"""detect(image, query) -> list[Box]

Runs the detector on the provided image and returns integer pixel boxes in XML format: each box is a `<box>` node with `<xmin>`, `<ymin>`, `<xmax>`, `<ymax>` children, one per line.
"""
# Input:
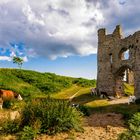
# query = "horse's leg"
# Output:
<box><xmin>0</xmin><ymin>104</ymin><xmax>2</xmax><ymax>109</ymax></box>
<box><xmin>0</xmin><ymin>98</ymin><xmax>3</xmax><ymax>109</ymax></box>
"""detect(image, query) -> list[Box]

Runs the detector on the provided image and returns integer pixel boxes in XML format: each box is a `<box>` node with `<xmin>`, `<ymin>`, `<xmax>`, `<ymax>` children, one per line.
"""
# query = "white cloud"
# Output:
<box><xmin>0</xmin><ymin>0</ymin><xmax>104</xmax><ymax>60</ymax></box>
<box><xmin>0</xmin><ymin>56</ymin><xmax>12</xmax><ymax>61</ymax></box>
<box><xmin>0</xmin><ymin>0</ymin><xmax>140</xmax><ymax>60</ymax></box>
<box><xmin>22</xmin><ymin>56</ymin><xmax>28</xmax><ymax>62</ymax></box>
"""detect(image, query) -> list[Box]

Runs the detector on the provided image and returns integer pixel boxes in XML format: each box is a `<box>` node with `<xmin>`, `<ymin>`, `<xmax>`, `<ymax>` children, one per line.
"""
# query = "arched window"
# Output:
<box><xmin>119</xmin><ymin>48</ymin><xmax>130</xmax><ymax>60</ymax></box>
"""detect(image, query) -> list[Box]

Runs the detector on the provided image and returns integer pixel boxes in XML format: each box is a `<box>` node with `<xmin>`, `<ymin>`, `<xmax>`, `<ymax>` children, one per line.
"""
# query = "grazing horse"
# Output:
<box><xmin>0</xmin><ymin>90</ymin><xmax>23</xmax><ymax>109</ymax></box>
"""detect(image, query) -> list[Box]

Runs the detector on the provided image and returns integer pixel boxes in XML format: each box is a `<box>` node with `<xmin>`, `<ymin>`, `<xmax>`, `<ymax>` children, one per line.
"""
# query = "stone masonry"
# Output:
<box><xmin>97</xmin><ymin>25</ymin><xmax>140</xmax><ymax>98</ymax></box>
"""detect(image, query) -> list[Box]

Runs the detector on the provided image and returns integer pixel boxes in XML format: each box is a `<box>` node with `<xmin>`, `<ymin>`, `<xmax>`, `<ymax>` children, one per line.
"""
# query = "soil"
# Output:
<box><xmin>36</xmin><ymin>113</ymin><xmax>127</xmax><ymax>140</ymax></box>
<box><xmin>109</xmin><ymin>97</ymin><xmax>128</xmax><ymax>105</ymax></box>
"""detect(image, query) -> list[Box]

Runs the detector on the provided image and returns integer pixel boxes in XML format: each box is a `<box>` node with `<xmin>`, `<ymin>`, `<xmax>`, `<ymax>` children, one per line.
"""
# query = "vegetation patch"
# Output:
<box><xmin>85</xmin><ymin>99</ymin><xmax>109</xmax><ymax>108</ymax></box>
<box><xmin>0</xmin><ymin>68</ymin><xmax>96</xmax><ymax>99</ymax></box>
<box><xmin>123</xmin><ymin>83</ymin><xmax>134</xmax><ymax>96</ymax></box>
<box><xmin>119</xmin><ymin>112</ymin><xmax>140</xmax><ymax>140</ymax></box>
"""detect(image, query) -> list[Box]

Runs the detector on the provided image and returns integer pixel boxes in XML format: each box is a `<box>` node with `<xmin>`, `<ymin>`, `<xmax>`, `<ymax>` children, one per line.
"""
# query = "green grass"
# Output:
<box><xmin>123</xmin><ymin>83</ymin><xmax>134</xmax><ymax>95</ymax></box>
<box><xmin>0</xmin><ymin>68</ymin><xmax>137</xmax><ymax>116</ymax></box>
<box><xmin>51</xmin><ymin>85</ymin><xmax>82</xmax><ymax>99</ymax></box>
<box><xmin>0</xmin><ymin>68</ymin><xmax>96</xmax><ymax>99</ymax></box>
<box><xmin>85</xmin><ymin>99</ymin><xmax>109</xmax><ymax>108</ymax></box>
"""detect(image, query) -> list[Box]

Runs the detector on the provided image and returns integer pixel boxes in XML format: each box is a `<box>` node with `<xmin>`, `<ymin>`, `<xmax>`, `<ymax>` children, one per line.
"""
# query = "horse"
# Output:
<box><xmin>0</xmin><ymin>89</ymin><xmax>23</xmax><ymax>109</ymax></box>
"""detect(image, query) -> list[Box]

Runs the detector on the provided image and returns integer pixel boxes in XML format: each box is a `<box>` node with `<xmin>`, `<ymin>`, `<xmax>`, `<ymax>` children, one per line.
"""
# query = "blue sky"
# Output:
<box><xmin>0</xmin><ymin>0</ymin><xmax>140</xmax><ymax>79</ymax></box>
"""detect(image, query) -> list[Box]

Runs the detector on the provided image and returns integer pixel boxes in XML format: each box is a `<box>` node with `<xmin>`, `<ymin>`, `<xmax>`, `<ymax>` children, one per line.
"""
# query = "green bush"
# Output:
<box><xmin>73</xmin><ymin>78</ymin><xmax>96</xmax><ymax>87</ymax></box>
<box><xmin>3</xmin><ymin>99</ymin><xmax>17</xmax><ymax>109</ymax></box>
<box><xmin>1</xmin><ymin>118</ymin><xmax>20</xmax><ymax>134</ymax></box>
<box><xmin>2</xmin><ymin>99</ymin><xmax>23</xmax><ymax>110</ymax></box>
<box><xmin>20</xmin><ymin>126</ymin><xmax>38</xmax><ymax>140</ymax></box>
<box><xmin>119</xmin><ymin>112</ymin><xmax>140</xmax><ymax>140</ymax></box>
<box><xmin>77</xmin><ymin>105</ymin><xmax>90</xmax><ymax>116</ymax></box>
<box><xmin>21</xmin><ymin>98</ymin><xmax>83</xmax><ymax>135</ymax></box>
<box><xmin>3</xmin><ymin>100</ymin><xmax>12</xmax><ymax>109</ymax></box>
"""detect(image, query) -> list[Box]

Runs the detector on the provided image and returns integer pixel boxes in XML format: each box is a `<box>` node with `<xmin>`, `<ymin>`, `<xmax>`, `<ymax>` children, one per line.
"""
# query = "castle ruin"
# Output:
<box><xmin>97</xmin><ymin>25</ymin><xmax>140</xmax><ymax>98</ymax></box>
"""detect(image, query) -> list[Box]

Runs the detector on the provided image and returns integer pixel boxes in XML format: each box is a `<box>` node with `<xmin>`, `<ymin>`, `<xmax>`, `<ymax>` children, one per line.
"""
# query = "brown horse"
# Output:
<box><xmin>0</xmin><ymin>89</ymin><xmax>23</xmax><ymax>109</ymax></box>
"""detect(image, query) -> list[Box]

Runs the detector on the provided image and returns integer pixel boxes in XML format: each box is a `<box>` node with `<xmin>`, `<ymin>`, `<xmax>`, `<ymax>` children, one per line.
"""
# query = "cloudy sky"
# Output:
<box><xmin>0</xmin><ymin>0</ymin><xmax>140</xmax><ymax>79</ymax></box>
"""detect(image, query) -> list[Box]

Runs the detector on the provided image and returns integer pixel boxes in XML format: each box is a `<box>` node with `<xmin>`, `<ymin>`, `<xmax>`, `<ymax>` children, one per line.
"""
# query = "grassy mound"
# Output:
<box><xmin>0</xmin><ymin>68</ymin><xmax>96</xmax><ymax>98</ymax></box>
<box><xmin>123</xmin><ymin>83</ymin><xmax>134</xmax><ymax>95</ymax></box>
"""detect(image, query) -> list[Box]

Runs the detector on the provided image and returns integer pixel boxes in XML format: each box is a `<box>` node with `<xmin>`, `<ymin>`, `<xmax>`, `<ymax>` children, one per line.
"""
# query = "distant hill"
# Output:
<box><xmin>0</xmin><ymin>68</ymin><xmax>96</xmax><ymax>98</ymax></box>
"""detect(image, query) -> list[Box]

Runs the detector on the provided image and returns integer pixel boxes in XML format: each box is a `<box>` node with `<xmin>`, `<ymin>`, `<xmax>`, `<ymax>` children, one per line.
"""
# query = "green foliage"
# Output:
<box><xmin>119</xmin><ymin>112</ymin><xmax>140</xmax><ymax>140</ymax></box>
<box><xmin>73</xmin><ymin>78</ymin><xmax>96</xmax><ymax>87</ymax></box>
<box><xmin>0</xmin><ymin>68</ymin><xmax>96</xmax><ymax>98</ymax></box>
<box><xmin>21</xmin><ymin>98</ymin><xmax>83</xmax><ymax>135</ymax></box>
<box><xmin>1</xmin><ymin>118</ymin><xmax>20</xmax><ymax>134</ymax></box>
<box><xmin>3</xmin><ymin>100</ymin><xmax>12</xmax><ymax>109</ymax></box>
<box><xmin>77</xmin><ymin>105</ymin><xmax>90</xmax><ymax>116</ymax></box>
<box><xmin>13</xmin><ymin>56</ymin><xmax>24</xmax><ymax>69</ymax></box>
<box><xmin>20</xmin><ymin>126</ymin><xmax>38</xmax><ymax>140</ymax></box>
<box><xmin>128</xmin><ymin>112</ymin><xmax>140</xmax><ymax>130</ymax></box>
<box><xmin>123</xmin><ymin>83</ymin><xmax>134</xmax><ymax>96</ymax></box>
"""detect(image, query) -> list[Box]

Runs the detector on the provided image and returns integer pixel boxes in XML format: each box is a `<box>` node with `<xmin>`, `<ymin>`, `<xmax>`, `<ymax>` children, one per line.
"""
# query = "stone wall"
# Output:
<box><xmin>97</xmin><ymin>25</ymin><xmax>140</xmax><ymax>98</ymax></box>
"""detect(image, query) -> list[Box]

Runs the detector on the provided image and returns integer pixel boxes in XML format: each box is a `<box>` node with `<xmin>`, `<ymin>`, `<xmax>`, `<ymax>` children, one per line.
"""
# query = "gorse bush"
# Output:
<box><xmin>21</xmin><ymin>98</ymin><xmax>83</xmax><ymax>135</ymax></box>
<box><xmin>119</xmin><ymin>112</ymin><xmax>140</xmax><ymax>140</ymax></box>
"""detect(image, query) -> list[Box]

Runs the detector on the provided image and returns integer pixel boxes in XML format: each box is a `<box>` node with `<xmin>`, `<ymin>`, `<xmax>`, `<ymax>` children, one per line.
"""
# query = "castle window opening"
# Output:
<box><xmin>120</xmin><ymin>49</ymin><xmax>130</xmax><ymax>60</ymax></box>
<box><xmin>110</xmin><ymin>53</ymin><xmax>113</xmax><ymax>63</ymax></box>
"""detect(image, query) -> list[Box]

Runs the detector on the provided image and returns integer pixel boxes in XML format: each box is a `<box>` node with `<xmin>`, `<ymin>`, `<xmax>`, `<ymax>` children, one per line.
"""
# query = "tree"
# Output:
<box><xmin>13</xmin><ymin>56</ymin><xmax>24</xmax><ymax>69</ymax></box>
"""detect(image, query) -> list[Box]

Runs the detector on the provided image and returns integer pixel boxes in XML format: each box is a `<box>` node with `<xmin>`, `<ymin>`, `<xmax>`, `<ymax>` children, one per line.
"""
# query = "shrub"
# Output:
<box><xmin>73</xmin><ymin>78</ymin><xmax>96</xmax><ymax>87</ymax></box>
<box><xmin>1</xmin><ymin>118</ymin><xmax>21</xmax><ymax>134</ymax></box>
<box><xmin>21</xmin><ymin>98</ymin><xmax>83</xmax><ymax>135</ymax></box>
<box><xmin>77</xmin><ymin>105</ymin><xmax>90</xmax><ymax>116</ymax></box>
<box><xmin>2</xmin><ymin>100</ymin><xmax>16</xmax><ymax>109</ymax></box>
<box><xmin>119</xmin><ymin>112</ymin><xmax>140</xmax><ymax>140</ymax></box>
<box><xmin>122</xmin><ymin>112</ymin><xmax>132</xmax><ymax>121</ymax></box>
<box><xmin>20</xmin><ymin>126</ymin><xmax>38</xmax><ymax>140</ymax></box>
<box><xmin>3</xmin><ymin>100</ymin><xmax>12</xmax><ymax>109</ymax></box>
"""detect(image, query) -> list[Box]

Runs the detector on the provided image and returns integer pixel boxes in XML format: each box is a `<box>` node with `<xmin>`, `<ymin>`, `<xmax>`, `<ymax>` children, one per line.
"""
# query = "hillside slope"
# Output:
<box><xmin>0</xmin><ymin>68</ymin><xmax>96</xmax><ymax>98</ymax></box>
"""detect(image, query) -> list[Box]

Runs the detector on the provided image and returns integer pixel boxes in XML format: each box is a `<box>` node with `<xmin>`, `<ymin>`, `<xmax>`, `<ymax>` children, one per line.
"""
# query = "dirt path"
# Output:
<box><xmin>37</xmin><ymin>113</ymin><xmax>127</xmax><ymax>140</ymax></box>
<box><xmin>109</xmin><ymin>97</ymin><xmax>128</xmax><ymax>105</ymax></box>
<box><xmin>69</xmin><ymin>90</ymin><xmax>80</xmax><ymax>100</ymax></box>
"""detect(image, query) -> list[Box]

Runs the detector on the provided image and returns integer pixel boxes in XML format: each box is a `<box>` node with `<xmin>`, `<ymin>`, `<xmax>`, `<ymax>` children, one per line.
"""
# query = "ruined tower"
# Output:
<box><xmin>97</xmin><ymin>25</ymin><xmax>140</xmax><ymax>98</ymax></box>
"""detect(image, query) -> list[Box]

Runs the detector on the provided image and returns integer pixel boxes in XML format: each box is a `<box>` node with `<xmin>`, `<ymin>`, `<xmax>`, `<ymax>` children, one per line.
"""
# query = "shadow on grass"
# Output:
<box><xmin>87</xmin><ymin>103</ymin><xmax>140</xmax><ymax>117</ymax></box>
<box><xmin>83</xmin><ymin>103</ymin><xmax>140</xmax><ymax>127</ymax></box>
<box><xmin>71</xmin><ymin>93</ymin><xmax>99</xmax><ymax>104</ymax></box>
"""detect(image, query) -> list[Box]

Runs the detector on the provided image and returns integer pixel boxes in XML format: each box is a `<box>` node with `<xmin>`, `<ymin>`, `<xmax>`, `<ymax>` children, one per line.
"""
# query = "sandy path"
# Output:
<box><xmin>109</xmin><ymin>97</ymin><xmax>128</xmax><ymax>105</ymax></box>
<box><xmin>69</xmin><ymin>90</ymin><xmax>80</xmax><ymax>100</ymax></box>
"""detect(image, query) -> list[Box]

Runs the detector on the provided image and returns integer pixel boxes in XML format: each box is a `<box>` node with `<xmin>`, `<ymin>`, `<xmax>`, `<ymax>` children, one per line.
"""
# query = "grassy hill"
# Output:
<box><xmin>0</xmin><ymin>68</ymin><xmax>96</xmax><ymax>98</ymax></box>
<box><xmin>123</xmin><ymin>82</ymin><xmax>134</xmax><ymax>95</ymax></box>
